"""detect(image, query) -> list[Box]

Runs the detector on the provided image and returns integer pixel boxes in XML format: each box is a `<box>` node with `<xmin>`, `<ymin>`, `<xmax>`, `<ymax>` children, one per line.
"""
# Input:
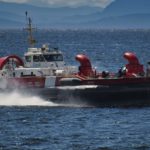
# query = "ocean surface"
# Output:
<box><xmin>0</xmin><ymin>29</ymin><xmax>150</xmax><ymax>149</ymax></box>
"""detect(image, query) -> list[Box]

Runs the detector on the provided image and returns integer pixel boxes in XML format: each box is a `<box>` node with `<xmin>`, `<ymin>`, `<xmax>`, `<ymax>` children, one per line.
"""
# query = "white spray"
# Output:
<box><xmin>0</xmin><ymin>91</ymin><xmax>59</xmax><ymax>106</ymax></box>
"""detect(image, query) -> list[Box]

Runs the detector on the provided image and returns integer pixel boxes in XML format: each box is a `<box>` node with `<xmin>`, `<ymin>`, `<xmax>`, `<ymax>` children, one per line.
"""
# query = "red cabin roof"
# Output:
<box><xmin>0</xmin><ymin>55</ymin><xmax>24</xmax><ymax>70</ymax></box>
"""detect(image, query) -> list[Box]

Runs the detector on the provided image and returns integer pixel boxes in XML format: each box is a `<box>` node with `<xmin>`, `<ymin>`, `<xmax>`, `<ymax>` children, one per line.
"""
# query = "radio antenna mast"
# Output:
<box><xmin>25</xmin><ymin>11</ymin><xmax>36</xmax><ymax>47</ymax></box>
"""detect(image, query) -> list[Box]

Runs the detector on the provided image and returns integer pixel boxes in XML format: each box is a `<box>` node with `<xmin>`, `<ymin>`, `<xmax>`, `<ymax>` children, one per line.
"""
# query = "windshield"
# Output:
<box><xmin>43</xmin><ymin>54</ymin><xmax>63</xmax><ymax>62</ymax></box>
<box><xmin>25</xmin><ymin>56</ymin><xmax>32</xmax><ymax>62</ymax></box>
<box><xmin>33</xmin><ymin>55</ymin><xmax>45</xmax><ymax>62</ymax></box>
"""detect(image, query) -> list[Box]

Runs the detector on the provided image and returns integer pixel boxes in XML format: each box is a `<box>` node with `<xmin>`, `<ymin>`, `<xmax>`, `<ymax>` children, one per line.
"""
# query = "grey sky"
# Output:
<box><xmin>0</xmin><ymin>0</ymin><xmax>114</xmax><ymax>8</ymax></box>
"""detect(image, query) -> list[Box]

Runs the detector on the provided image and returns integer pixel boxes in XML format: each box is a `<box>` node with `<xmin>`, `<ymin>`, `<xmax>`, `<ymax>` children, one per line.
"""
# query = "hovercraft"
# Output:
<box><xmin>0</xmin><ymin>13</ymin><xmax>150</xmax><ymax>107</ymax></box>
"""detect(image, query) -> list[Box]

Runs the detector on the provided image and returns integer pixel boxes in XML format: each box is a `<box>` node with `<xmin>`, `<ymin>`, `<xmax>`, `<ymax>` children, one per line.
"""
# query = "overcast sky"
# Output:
<box><xmin>0</xmin><ymin>0</ymin><xmax>115</xmax><ymax>8</ymax></box>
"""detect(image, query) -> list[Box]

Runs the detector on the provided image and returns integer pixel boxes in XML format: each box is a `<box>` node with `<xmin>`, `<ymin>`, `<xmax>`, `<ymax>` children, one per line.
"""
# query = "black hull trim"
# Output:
<box><xmin>30</xmin><ymin>85</ymin><xmax>150</xmax><ymax>107</ymax></box>
<box><xmin>1</xmin><ymin>85</ymin><xmax>150</xmax><ymax>107</ymax></box>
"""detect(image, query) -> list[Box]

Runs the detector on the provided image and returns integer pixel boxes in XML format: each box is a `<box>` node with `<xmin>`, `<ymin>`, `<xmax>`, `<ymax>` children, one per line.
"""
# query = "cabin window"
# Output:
<box><xmin>43</xmin><ymin>54</ymin><xmax>63</xmax><ymax>62</ymax></box>
<box><xmin>13</xmin><ymin>72</ymin><xmax>15</xmax><ymax>77</ymax></box>
<box><xmin>33</xmin><ymin>55</ymin><xmax>39</xmax><ymax>62</ymax></box>
<box><xmin>33</xmin><ymin>55</ymin><xmax>44</xmax><ymax>62</ymax></box>
<box><xmin>25</xmin><ymin>56</ymin><xmax>32</xmax><ymax>62</ymax></box>
<box><xmin>39</xmin><ymin>55</ymin><xmax>45</xmax><ymax>62</ymax></box>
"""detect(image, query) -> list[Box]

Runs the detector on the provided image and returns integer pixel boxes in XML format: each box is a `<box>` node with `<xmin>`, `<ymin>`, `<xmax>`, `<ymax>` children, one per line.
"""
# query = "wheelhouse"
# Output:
<box><xmin>24</xmin><ymin>46</ymin><xmax>65</xmax><ymax>68</ymax></box>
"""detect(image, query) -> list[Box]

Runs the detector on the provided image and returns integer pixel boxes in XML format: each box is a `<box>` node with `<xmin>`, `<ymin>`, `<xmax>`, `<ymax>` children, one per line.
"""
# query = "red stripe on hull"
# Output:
<box><xmin>7</xmin><ymin>77</ymin><xmax>45</xmax><ymax>88</ymax></box>
<box><xmin>82</xmin><ymin>77</ymin><xmax>150</xmax><ymax>86</ymax></box>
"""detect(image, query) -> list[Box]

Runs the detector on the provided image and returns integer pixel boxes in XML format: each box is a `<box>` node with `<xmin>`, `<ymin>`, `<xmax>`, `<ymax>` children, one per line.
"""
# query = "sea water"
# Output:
<box><xmin>0</xmin><ymin>29</ymin><xmax>150</xmax><ymax>149</ymax></box>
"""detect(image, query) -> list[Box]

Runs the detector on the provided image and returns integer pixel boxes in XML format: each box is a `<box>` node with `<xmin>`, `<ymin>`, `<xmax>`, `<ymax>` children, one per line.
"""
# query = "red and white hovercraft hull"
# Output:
<box><xmin>1</xmin><ymin>52</ymin><xmax>150</xmax><ymax>107</ymax></box>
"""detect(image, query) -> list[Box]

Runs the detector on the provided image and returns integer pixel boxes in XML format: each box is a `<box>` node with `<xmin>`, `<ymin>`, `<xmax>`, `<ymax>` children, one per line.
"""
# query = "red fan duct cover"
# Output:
<box><xmin>0</xmin><ymin>55</ymin><xmax>24</xmax><ymax>70</ymax></box>
<box><xmin>124</xmin><ymin>52</ymin><xmax>144</xmax><ymax>76</ymax></box>
<box><xmin>75</xmin><ymin>54</ymin><xmax>94</xmax><ymax>76</ymax></box>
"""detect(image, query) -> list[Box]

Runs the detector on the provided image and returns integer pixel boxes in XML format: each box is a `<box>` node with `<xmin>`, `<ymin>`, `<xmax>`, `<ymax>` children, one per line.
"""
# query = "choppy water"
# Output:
<box><xmin>1</xmin><ymin>107</ymin><xmax>150</xmax><ymax>149</ymax></box>
<box><xmin>0</xmin><ymin>29</ymin><xmax>150</xmax><ymax>149</ymax></box>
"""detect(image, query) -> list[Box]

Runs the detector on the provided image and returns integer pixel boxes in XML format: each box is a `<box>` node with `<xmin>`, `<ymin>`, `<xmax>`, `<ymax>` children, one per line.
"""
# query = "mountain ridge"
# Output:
<box><xmin>0</xmin><ymin>0</ymin><xmax>150</xmax><ymax>29</ymax></box>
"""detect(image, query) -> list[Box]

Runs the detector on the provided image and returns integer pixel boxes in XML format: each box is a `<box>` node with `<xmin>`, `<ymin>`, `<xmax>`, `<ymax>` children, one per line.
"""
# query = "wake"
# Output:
<box><xmin>0</xmin><ymin>91</ymin><xmax>59</xmax><ymax>106</ymax></box>
<box><xmin>0</xmin><ymin>89</ymin><xmax>89</xmax><ymax>107</ymax></box>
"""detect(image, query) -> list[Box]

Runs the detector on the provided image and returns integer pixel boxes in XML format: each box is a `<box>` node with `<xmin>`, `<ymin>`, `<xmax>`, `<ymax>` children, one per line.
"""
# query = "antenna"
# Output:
<box><xmin>25</xmin><ymin>11</ymin><xmax>36</xmax><ymax>47</ymax></box>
